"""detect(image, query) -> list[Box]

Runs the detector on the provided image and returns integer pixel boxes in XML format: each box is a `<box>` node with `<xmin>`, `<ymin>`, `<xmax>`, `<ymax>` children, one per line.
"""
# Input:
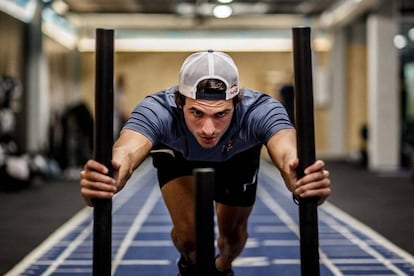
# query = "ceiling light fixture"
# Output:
<box><xmin>213</xmin><ymin>5</ymin><xmax>232</xmax><ymax>18</ymax></box>
<box><xmin>393</xmin><ymin>34</ymin><xmax>407</xmax><ymax>49</ymax></box>
<box><xmin>77</xmin><ymin>35</ymin><xmax>332</xmax><ymax>53</ymax></box>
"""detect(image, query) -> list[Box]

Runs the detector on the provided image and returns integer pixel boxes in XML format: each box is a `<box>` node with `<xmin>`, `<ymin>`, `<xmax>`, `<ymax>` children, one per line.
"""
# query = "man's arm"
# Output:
<box><xmin>266</xmin><ymin>128</ymin><xmax>298</xmax><ymax>191</ymax></box>
<box><xmin>265</xmin><ymin>128</ymin><xmax>330</xmax><ymax>204</ymax></box>
<box><xmin>112</xmin><ymin>129</ymin><xmax>153</xmax><ymax>189</ymax></box>
<box><xmin>80</xmin><ymin>129</ymin><xmax>153</xmax><ymax>206</ymax></box>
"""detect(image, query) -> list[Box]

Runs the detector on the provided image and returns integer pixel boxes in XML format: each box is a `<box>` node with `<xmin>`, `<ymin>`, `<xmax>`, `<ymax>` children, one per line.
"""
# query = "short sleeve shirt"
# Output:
<box><xmin>123</xmin><ymin>86</ymin><xmax>293</xmax><ymax>162</ymax></box>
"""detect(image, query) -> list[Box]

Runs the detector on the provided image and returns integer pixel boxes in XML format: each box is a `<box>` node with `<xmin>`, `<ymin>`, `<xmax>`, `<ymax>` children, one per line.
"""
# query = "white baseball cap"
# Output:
<box><xmin>178</xmin><ymin>50</ymin><xmax>240</xmax><ymax>100</ymax></box>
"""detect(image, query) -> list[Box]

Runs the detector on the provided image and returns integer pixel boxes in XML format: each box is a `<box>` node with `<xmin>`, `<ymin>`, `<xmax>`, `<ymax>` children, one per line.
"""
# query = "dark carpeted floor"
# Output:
<box><xmin>0</xmin><ymin>176</ymin><xmax>85</xmax><ymax>274</ymax></box>
<box><xmin>0</xmin><ymin>160</ymin><xmax>413</xmax><ymax>275</ymax></box>
<box><xmin>326</xmin><ymin>160</ymin><xmax>414</xmax><ymax>256</ymax></box>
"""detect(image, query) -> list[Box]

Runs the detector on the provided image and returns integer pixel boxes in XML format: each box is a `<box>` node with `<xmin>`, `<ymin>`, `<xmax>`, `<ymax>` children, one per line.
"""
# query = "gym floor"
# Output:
<box><xmin>1</xmin><ymin>158</ymin><xmax>413</xmax><ymax>275</ymax></box>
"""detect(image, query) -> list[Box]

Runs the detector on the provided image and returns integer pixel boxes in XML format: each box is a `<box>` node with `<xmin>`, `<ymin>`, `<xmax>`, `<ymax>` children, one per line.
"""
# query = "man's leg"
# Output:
<box><xmin>215</xmin><ymin>203</ymin><xmax>253</xmax><ymax>271</ymax></box>
<box><xmin>161</xmin><ymin>176</ymin><xmax>196</xmax><ymax>264</ymax></box>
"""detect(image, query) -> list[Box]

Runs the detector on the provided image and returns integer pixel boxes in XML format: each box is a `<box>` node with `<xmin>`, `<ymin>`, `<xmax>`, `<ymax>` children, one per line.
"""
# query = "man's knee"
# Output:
<box><xmin>219</xmin><ymin>224</ymin><xmax>248</xmax><ymax>246</ymax></box>
<box><xmin>171</xmin><ymin>226</ymin><xmax>196</xmax><ymax>252</ymax></box>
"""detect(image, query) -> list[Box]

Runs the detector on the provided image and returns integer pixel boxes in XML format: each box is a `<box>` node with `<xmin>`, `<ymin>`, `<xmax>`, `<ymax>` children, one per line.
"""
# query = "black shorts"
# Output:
<box><xmin>150</xmin><ymin>145</ymin><xmax>262</xmax><ymax>207</ymax></box>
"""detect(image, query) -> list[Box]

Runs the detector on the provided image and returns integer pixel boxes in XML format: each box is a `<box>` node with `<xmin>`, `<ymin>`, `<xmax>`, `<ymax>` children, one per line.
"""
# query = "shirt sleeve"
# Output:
<box><xmin>243</xmin><ymin>95</ymin><xmax>294</xmax><ymax>144</ymax></box>
<box><xmin>123</xmin><ymin>95</ymin><xmax>173</xmax><ymax>145</ymax></box>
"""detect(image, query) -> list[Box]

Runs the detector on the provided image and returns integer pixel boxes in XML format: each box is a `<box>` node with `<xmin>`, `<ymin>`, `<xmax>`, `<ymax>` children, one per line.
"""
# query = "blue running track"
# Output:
<box><xmin>6</xmin><ymin>158</ymin><xmax>414</xmax><ymax>275</ymax></box>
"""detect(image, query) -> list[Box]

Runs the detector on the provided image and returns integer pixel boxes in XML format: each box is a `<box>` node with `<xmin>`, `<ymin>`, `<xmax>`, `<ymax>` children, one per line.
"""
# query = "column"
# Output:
<box><xmin>23</xmin><ymin>2</ymin><xmax>49</xmax><ymax>152</ymax></box>
<box><xmin>367</xmin><ymin>1</ymin><xmax>400</xmax><ymax>171</ymax></box>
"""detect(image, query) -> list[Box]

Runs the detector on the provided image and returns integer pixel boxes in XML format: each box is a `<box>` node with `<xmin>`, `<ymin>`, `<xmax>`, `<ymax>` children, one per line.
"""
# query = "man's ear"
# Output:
<box><xmin>175</xmin><ymin>92</ymin><xmax>185</xmax><ymax>108</ymax></box>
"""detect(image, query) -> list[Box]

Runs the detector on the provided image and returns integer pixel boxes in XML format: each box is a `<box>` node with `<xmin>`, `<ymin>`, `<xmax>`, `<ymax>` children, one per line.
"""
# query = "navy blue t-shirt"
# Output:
<box><xmin>123</xmin><ymin>86</ymin><xmax>293</xmax><ymax>162</ymax></box>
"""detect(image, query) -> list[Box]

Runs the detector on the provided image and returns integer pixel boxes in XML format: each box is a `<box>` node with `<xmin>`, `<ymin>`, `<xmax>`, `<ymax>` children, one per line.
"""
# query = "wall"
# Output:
<box><xmin>0</xmin><ymin>12</ymin><xmax>23</xmax><ymax>77</ymax></box>
<box><xmin>346</xmin><ymin>22</ymin><xmax>368</xmax><ymax>155</ymax></box>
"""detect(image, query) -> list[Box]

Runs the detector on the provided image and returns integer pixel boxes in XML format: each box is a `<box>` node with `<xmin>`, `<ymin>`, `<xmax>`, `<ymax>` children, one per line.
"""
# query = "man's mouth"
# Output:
<box><xmin>200</xmin><ymin>135</ymin><xmax>217</xmax><ymax>145</ymax></box>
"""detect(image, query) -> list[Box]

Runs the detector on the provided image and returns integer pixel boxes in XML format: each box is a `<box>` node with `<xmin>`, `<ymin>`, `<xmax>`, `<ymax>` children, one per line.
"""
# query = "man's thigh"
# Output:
<box><xmin>161</xmin><ymin>177</ymin><xmax>253</xmax><ymax>237</ymax></box>
<box><xmin>161</xmin><ymin>176</ymin><xmax>195</xmax><ymax>234</ymax></box>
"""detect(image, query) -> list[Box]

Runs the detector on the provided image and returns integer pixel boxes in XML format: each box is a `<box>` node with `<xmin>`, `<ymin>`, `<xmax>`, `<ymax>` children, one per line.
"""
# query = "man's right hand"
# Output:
<box><xmin>80</xmin><ymin>160</ymin><xmax>117</xmax><ymax>206</ymax></box>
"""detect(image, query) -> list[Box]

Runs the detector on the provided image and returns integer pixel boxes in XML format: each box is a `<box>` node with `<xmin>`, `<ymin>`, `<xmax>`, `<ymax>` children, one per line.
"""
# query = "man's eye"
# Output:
<box><xmin>216</xmin><ymin>112</ymin><xmax>227</xmax><ymax>118</ymax></box>
<box><xmin>192</xmin><ymin>110</ymin><xmax>203</xmax><ymax>117</ymax></box>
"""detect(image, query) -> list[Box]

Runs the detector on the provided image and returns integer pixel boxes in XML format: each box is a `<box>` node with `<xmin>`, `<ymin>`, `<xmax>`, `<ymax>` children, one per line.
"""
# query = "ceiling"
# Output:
<box><xmin>62</xmin><ymin>0</ymin><xmax>333</xmax><ymax>16</ymax></box>
<box><xmin>60</xmin><ymin>0</ymin><xmax>414</xmax><ymax>18</ymax></box>
<box><xmin>55</xmin><ymin>0</ymin><xmax>414</xmax><ymax>32</ymax></box>
<box><xmin>38</xmin><ymin>0</ymin><xmax>414</xmax><ymax>51</ymax></box>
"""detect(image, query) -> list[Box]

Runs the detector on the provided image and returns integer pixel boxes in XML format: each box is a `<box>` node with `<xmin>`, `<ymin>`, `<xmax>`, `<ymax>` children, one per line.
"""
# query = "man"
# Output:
<box><xmin>80</xmin><ymin>50</ymin><xmax>331</xmax><ymax>276</ymax></box>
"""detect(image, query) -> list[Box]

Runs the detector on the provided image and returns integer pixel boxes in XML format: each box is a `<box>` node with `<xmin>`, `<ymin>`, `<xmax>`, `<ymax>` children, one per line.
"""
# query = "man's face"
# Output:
<box><xmin>183</xmin><ymin>97</ymin><xmax>234</xmax><ymax>149</ymax></box>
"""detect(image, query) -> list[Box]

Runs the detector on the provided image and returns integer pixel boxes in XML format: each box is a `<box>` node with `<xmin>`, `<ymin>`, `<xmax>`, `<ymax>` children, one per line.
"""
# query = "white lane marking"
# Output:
<box><xmin>233</xmin><ymin>256</ymin><xmax>270</xmax><ymax>267</ymax></box>
<box><xmin>111</xmin><ymin>184</ymin><xmax>161</xmax><ymax>275</ymax></box>
<box><xmin>320</xmin><ymin>208</ymin><xmax>411</xmax><ymax>276</ymax></box>
<box><xmin>130</xmin><ymin>240</ymin><xmax>173</xmax><ymax>247</ymax></box>
<box><xmin>321</xmin><ymin>202</ymin><xmax>414</xmax><ymax>266</ymax></box>
<box><xmin>258</xmin><ymin>184</ymin><xmax>341</xmax><ymax>275</ymax></box>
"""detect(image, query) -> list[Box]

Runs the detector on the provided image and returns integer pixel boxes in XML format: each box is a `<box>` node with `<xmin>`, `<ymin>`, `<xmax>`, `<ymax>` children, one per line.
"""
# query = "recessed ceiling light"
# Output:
<box><xmin>213</xmin><ymin>5</ymin><xmax>232</xmax><ymax>18</ymax></box>
<box><xmin>393</xmin><ymin>34</ymin><xmax>407</xmax><ymax>49</ymax></box>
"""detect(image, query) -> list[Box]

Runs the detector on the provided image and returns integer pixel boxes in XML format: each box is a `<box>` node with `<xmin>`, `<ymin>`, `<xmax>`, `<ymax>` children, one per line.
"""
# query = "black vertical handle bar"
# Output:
<box><xmin>194</xmin><ymin>168</ymin><xmax>215</xmax><ymax>276</ymax></box>
<box><xmin>292</xmin><ymin>26</ymin><xmax>320</xmax><ymax>276</ymax></box>
<box><xmin>93</xmin><ymin>28</ymin><xmax>114</xmax><ymax>276</ymax></box>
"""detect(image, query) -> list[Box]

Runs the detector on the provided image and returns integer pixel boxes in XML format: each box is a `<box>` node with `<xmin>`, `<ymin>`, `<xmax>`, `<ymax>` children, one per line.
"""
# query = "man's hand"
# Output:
<box><xmin>80</xmin><ymin>160</ymin><xmax>119</xmax><ymax>206</ymax></box>
<box><xmin>292</xmin><ymin>160</ymin><xmax>331</xmax><ymax>205</ymax></box>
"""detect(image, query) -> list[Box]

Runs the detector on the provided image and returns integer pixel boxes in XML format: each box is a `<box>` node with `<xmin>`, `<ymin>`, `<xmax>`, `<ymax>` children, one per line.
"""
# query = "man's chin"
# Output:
<box><xmin>199</xmin><ymin>143</ymin><xmax>217</xmax><ymax>149</ymax></box>
<box><xmin>198</xmin><ymin>140</ymin><xmax>218</xmax><ymax>149</ymax></box>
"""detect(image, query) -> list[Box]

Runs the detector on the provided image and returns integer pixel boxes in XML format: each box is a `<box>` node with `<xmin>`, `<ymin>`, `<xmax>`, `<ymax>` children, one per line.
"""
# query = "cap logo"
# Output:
<box><xmin>229</xmin><ymin>83</ymin><xmax>239</xmax><ymax>96</ymax></box>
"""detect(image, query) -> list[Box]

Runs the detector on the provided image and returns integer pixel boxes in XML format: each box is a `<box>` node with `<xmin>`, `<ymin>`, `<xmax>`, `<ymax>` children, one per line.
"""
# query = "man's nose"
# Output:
<box><xmin>202</xmin><ymin>118</ymin><xmax>215</xmax><ymax>135</ymax></box>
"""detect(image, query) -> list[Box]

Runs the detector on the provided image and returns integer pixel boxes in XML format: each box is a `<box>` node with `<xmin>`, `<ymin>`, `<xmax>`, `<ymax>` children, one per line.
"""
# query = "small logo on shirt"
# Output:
<box><xmin>222</xmin><ymin>139</ymin><xmax>233</xmax><ymax>153</ymax></box>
